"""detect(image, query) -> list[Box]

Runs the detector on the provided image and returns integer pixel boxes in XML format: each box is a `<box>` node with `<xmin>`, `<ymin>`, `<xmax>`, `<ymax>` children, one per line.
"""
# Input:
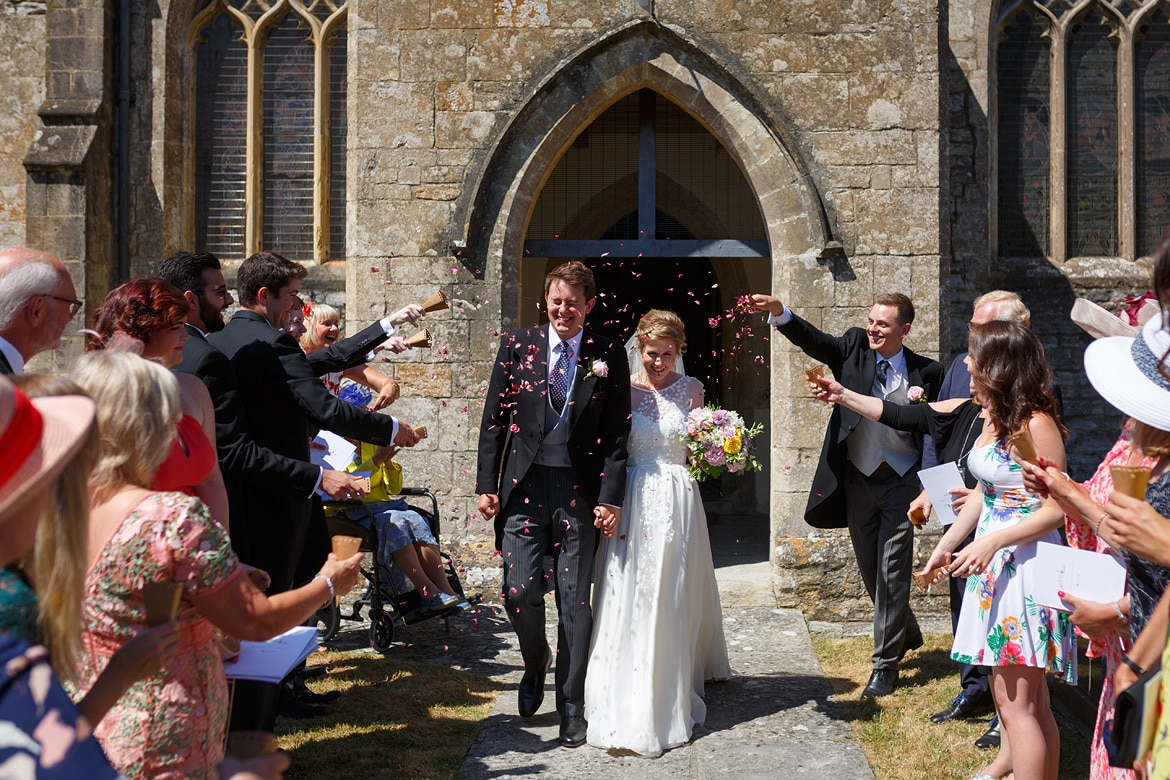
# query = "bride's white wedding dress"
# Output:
<box><xmin>584</xmin><ymin>374</ymin><xmax>730</xmax><ymax>756</ymax></box>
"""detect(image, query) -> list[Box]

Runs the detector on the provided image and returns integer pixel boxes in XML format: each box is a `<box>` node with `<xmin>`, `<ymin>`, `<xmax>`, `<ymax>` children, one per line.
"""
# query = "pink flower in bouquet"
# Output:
<box><xmin>907</xmin><ymin>385</ymin><xmax>926</xmax><ymax>403</ymax></box>
<box><xmin>704</xmin><ymin>448</ymin><xmax>727</xmax><ymax>466</ymax></box>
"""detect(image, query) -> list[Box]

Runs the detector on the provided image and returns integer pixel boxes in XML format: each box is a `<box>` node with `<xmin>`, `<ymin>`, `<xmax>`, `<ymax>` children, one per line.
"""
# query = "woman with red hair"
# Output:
<box><xmin>90</xmin><ymin>278</ymin><xmax>228</xmax><ymax>527</ymax></box>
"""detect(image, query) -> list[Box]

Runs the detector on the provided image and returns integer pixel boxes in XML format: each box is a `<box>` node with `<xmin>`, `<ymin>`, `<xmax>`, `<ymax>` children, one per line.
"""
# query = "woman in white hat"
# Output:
<box><xmin>1054</xmin><ymin>310</ymin><xmax>1170</xmax><ymax>779</ymax></box>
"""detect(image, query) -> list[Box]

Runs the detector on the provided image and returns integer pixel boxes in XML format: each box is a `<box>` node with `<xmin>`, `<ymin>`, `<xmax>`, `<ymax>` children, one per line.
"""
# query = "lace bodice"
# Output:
<box><xmin>628</xmin><ymin>375</ymin><xmax>703</xmax><ymax>468</ymax></box>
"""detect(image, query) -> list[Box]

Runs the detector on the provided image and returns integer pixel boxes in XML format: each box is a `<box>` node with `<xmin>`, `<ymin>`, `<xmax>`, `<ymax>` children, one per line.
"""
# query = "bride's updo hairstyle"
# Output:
<box><xmin>967</xmin><ymin>320</ymin><xmax>1065</xmax><ymax>441</ymax></box>
<box><xmin>635</xmin><ymin>309</ymin><xmax>687</xmax><ymax>355</ymax></box>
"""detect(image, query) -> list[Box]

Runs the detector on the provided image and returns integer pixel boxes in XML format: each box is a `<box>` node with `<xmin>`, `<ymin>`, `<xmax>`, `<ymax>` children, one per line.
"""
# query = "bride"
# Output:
<box><xmin>584</xmin><ymin>309</ymin><xmax>730</xmax><ymax>756</ymax></box>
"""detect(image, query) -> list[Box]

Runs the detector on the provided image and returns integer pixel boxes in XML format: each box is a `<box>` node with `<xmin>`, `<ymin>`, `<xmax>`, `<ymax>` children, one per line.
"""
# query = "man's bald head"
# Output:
<box><xmin>0</xmin><ymin>247</ymin><xmax>78</xmax><ymax>362</ymax></box>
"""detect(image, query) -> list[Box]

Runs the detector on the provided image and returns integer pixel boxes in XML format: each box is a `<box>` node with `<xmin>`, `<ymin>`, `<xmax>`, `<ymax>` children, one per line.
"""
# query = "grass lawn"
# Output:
<box><xmin>274</xmin><ymin>650</ymin><xmax>503</xmax><ymax>780</ymax></box>
<box><xmin>811</xmin><ymin>633</ymin><xmax>1091</xmax><ymax>780</ymax></box>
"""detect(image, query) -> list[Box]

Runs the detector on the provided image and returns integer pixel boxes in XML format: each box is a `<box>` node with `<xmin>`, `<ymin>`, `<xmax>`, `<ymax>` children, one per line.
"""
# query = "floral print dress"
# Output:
<box><xmin>73</xmin><ymin>492</ymin><xmax>241</xmax><ymax>779</ymax></box>
<box><xmin>950</xmin><ymin>441</ymin><xmax>1077</xmax><ymax>682</ymax></box>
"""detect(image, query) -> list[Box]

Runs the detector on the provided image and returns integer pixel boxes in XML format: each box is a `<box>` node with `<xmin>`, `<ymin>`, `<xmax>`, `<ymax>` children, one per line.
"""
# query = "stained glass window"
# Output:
<box><xmin>995</xmin><ymin>0</ymin><xmax>1170</xmax><ymax>260</ymax></box>
<box><xmin>1137</xmin><ymin>10</ymin><xmax>1170</xmax><ymax>255</ymax></box>
<box><xmin>1067</xmin><ymin>12</ymin><xmax>1119</xmax><ymax>257</ymax></box>
<box><xmin>262</xmin><ymin>14</ymin><xmax>315</xmax><ymax>262</ymax></box>
<box><xmin>194</xmin><ymin>13</ymin><xmax>247</xmax><ymax>261</ymax></box>
<box><xmin>192</xmin><ymin>0</ymin><xmax>347</xmax><ymax>263</ymax></box>
<box><xmin>997</xmin><ymin>10</ymin><xmax>1050</xmax><ymax>257</ymax></box>
<box><xmin>329</xmin><ymin>28</ymin><xmax>347</xmax><ymax>262</ymax></box>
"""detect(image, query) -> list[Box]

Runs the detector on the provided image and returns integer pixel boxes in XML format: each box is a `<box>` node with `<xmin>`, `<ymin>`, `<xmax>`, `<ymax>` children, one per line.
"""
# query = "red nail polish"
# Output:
<box><xmin>1057</xmin><ymin>590</ymin><xmax>1065</xmax><ymax>598</ymax></box>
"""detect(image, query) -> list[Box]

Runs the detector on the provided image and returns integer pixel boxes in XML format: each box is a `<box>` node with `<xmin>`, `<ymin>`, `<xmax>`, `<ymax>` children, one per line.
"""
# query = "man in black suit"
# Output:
<box><xmin>160</xmin><ymin>252</ymin><xmax>371</xmax><ymax>551</ymax></box>
<box><xmin>753</xmin><ymin>292</ymin><xmax>943</xmax><ymax>699</ymax></box>
<box><xmin>476</xmin><ymin>261</ymin><xmax>630</xmax><ymax>747</ymax></box>
<box><xmin>0</xmin><ymin>248</ymin><xmax>82</xmax><ymax>375</ymax></box>
<box><xmin>207</xmin><ymin>251</ymin><xmax>420</xmax><ymax>593</ymax></box>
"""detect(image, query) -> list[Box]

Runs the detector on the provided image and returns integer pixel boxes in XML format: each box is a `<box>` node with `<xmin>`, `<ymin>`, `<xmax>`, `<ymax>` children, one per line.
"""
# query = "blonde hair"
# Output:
<box><xmin>72</xmin><ymin>351</ymin><xmax>181</xmax><ymax>492</ymax></box>
<box><xmin>1134</xmin><ymin>420</ymin><xmax>1170</xmax><ymax>459</ymax></box>
<box><xmin>973</xmin><ymin>290</ymin><xmax>1031</xmax><ymax>328</ymax></box>
<box><xmin>11</xmin><ymin>374</ymin><xmax>98</xmax><ymax>682</ymax></box>
<box><xmin>635</xmin><ymin>309</ymin><xmax>687</xmax><ymax>354</ymax></box>
<box><xmin>300</xmin><ymin>302</ymin><xmax>340</xmax><ymax>351</ymax></box>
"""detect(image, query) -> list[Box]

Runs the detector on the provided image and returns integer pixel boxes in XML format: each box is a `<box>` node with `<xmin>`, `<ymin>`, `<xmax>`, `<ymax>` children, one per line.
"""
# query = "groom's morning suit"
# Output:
<box><xmin>476</xmin><ymin>324</ymin><xmax>630</xmax><ymax>719</ymax></box>
<box><xmin>774</xmin><ymin>310</ymin><xmax>943</xmax><ymax>672</ymax></box>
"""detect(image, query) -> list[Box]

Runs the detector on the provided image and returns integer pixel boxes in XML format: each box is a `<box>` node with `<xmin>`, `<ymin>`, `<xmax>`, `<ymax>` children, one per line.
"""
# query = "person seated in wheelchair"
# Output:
<box><xmin>339</xmin><ymin>443</ymin><xmax>470</xmax><ymax>615</ymax></box>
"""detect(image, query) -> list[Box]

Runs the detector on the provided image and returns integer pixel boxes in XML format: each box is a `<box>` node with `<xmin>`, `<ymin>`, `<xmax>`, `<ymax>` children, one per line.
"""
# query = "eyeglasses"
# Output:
<box><xmin>38</xmin><ymin>293</ymin><xmax>83</xmax><ymax>318</ymax></box>
<box><xmin>199</xmin><ymin>285</ymin><xmax>230</xmax><ymax>298</ymax></box>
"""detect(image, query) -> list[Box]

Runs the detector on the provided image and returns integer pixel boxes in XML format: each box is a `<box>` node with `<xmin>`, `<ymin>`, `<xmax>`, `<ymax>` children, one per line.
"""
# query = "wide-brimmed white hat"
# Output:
<box><xmin>0</xmin><ymin>374</ymin><xmax>96</xmax><ymax>521</ymax></box>
<box><xmin>1085</xmin><ymin>310</ymin><xmax>1170</xmax><ymax>431</ymax></box>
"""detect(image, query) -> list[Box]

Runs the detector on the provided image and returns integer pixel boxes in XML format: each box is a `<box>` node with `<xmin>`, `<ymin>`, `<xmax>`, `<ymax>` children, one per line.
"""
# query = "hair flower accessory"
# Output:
<box><xmin>907</xmin><ymin>385</ymin><xmax>926</xmax><ymax>403</ymax></box>
<box><xmin>681</xmin><ymin>405</ymin><xmax>764</xmax><ymax>481</ymax></box>
<box><xmin>584</xmin><ymin>359</ymin><xmax>609</xmax><ymax>380</ymax></box>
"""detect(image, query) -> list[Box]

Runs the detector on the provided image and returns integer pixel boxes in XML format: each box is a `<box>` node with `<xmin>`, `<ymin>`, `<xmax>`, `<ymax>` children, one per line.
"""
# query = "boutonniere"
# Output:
<box><xmin>906</xmin><ymin>385</ymin><xmax>927</xmax><ymax>403</ymax></box>
<box><xmin>583</xmin><ymin>359</ymin><xmax>609</xmax><ymax>380</ymax></box>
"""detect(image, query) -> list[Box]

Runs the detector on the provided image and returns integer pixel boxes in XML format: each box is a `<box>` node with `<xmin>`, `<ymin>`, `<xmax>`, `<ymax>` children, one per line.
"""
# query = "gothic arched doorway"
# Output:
<box><xmin>518</xmin><ymin>88</ymin><xmax>770</xmax><ymax>522</ymax></box>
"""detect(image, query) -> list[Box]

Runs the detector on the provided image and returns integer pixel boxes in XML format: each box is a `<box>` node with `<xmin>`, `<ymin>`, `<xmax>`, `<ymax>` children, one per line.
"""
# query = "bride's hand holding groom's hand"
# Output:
<box><xmin>594</xmin><ymin>505</ymin><xmax>620</xmax><ymax>537</ymax></box>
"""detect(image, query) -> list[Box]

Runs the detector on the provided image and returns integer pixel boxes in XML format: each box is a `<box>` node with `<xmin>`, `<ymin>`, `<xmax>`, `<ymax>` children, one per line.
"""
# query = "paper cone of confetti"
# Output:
<box><xmin>421</xmin><ymin>290</ymin><xmax>449</xmax><ymax>312</ymax></box>
<box><xmin>331</xmin><ymin>535</ymin><xmax>362</xmax><ymax>560</ymax></box>
<box><xmin>414</xmin><ymin>425</ymin><xmax>428</xmax><ymax>440</ymax></box>
<box><xmin>404</xmin><ymin>329</ymin><xmax>432</xmax><ymax>348</ymax></box>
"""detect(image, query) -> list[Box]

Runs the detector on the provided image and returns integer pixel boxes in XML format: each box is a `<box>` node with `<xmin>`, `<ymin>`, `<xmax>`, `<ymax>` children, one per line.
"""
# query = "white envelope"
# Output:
<box><xmin>917</xmin><ymin>462</ymin><xmax>966</xmax><ymax>526</ymax></box>
<box><xmin>1030</xmin><ymin>541</ymin><xmax>1127</xmax><ymax>611</ymax></box>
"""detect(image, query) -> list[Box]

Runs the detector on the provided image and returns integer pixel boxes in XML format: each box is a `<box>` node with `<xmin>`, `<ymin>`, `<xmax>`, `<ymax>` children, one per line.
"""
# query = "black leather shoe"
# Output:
<box><xmin>974</xmin><ymin>716</ymin><xmax>1001</xmax><ymax>749</ymax></box>
<box><xmin>292</xmin><ymin>676</ymin><xmax>341</xmax><ymax>705</ymax></box>
<box><xmin>559</xmin><ymin>715</ymin><xmax>587</xmax><ymax>747</ymax></box>
<box><xmin>295</xmin><ymin>686</ymin><xmax>341</xmax><ymax>705</ymax></box>
<box><xmin>860</xmin><ymin>669</ymin><xmax>898</xmax><ymax>700</ymax></box>
<box><xmin>897</xmin><ymin>630</ymin><xmax>925</xmax><ymax>663</ymax></box>
<box><xmin>299</xmin><ymin>666</ymin><xmax>327</xmax><ymax>680</ymax></box>
<box><xmin>930</xmin><ymin>693</ymin><xmax>991</xmax><ymax>723</ymax></box>
<box><xmin>277</xmin><ymin>686</ymin><xmax>328</xmax><ymax>720</ymax></box>
<box><xmin>517</xmin><ymin>647</ymin><xmax>550</xmax><ymax>718</ymax></box>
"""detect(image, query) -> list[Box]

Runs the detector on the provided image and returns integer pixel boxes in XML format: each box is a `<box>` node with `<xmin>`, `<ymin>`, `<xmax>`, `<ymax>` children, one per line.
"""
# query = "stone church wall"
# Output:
<box><xmin>13</xmin><ymin>0</ymin><xmax>1139</xmax><ymax>626</ymax></box>
<box><xmin>0</xmin><ymin>0</ymin><xmax>46</xmax><ymax>247</ymax></box>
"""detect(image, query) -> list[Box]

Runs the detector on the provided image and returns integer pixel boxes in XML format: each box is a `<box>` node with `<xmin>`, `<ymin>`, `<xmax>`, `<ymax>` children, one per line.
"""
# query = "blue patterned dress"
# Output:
<box><xmin>950</xmin><ymin>441</ymin><xmax>1077</xmax><ymax>681</ymax></box>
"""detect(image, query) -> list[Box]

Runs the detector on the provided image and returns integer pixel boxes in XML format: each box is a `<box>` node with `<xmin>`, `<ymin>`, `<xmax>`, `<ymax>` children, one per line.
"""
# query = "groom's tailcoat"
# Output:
<box><xmin>778</xmin><ymin>314</ymin><xmax>943</xmax><ymax>529</ymax></box>
<box><xmin>476</xmin><ymin>325</ymin><xmax>631</xmax><ymax>550</ymax></box>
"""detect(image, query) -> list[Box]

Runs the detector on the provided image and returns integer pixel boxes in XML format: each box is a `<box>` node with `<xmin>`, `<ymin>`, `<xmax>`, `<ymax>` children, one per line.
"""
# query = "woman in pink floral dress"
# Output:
<box><xmin>72</xmin><ymin>351</ymin><xmax>361</xmax><ymax>779</ymax></box>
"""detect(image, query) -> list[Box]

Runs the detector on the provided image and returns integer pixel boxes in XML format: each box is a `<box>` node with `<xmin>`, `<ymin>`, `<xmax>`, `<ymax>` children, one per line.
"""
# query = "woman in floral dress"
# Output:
<box><xmin>920</xmin><ymin>321</ymin><xmax>1075</xmax><ymax>780</ymax></box>
<box><xmin>71</xmin><ymin>351</ymin><xmax>362</xmax><ymax>779</ymax></box>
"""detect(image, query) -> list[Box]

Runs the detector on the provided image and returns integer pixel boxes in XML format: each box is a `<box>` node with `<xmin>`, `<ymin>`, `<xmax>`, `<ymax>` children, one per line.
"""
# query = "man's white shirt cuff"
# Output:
<box><xmin>767</xmin><ymin>308</ymin><xmax>794</xmax><ymax>328</ymax></box>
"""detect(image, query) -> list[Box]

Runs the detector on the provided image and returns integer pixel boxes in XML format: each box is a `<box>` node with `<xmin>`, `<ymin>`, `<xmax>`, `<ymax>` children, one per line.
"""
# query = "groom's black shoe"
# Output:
<box><xmin>517</xmin><ymin>647</ymin><xmax>550</xmax><ymax>718</ymax></box>
<box><xmin>860</xmin><ymin>669</ymin><xmax>898</xmax><ymax>700</ymax></box>
<box><xmin>559</xmin><ymin>715</ymin><xmax>587</xmax><ymax>747</ymax></box>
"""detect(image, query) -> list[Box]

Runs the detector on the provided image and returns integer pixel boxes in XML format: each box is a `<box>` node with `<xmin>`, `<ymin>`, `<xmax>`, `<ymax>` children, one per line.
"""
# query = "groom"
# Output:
<box><xmin>476</xmin><ymin>261</ymin><xmax>631</xmax><ymax>747</ymax></box>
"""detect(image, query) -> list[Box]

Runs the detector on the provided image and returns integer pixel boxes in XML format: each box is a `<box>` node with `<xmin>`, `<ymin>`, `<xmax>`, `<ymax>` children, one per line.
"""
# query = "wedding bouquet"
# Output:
<box><xmin>682</xmin><ymin>405</ymin><xmax>764</xmax><ymax>482</ymax></box>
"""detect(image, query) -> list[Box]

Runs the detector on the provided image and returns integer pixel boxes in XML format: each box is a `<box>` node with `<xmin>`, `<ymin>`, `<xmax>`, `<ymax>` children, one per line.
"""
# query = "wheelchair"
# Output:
<box><xmin>315</xmin><ymin>487</ymin><xmax>478</xmax><ymax>652</ymax></box>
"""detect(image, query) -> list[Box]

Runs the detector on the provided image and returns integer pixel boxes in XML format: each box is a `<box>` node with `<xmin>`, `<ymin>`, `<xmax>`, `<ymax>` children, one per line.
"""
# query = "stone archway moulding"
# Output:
<box><xmin>457</xmin><ymin>20</ymin><xmax>829</xmax><ymax>326</ymax></box>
